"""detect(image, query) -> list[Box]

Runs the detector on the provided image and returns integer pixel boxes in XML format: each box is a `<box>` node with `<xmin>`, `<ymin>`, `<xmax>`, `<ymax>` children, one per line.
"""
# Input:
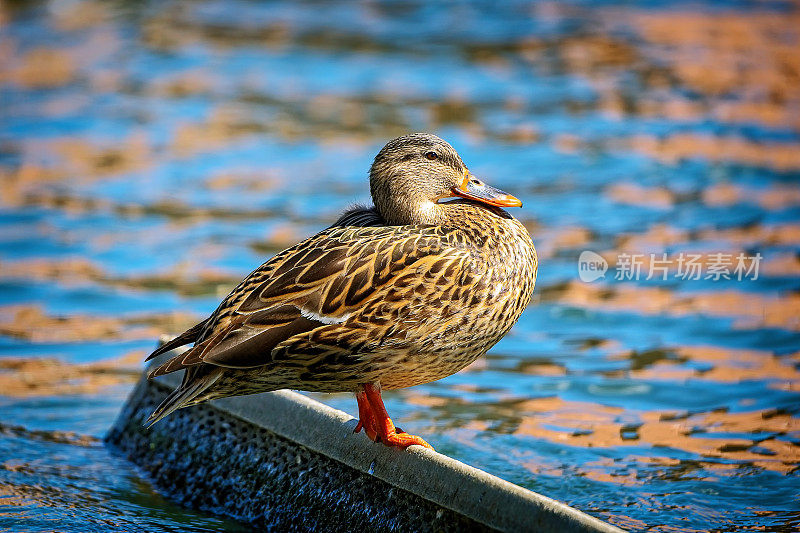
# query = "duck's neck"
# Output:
<box><xmin>368</xmin><ymin>198</ymin><xmax>534</xmax><ymax>272</ymax></box>
<box><xmin>373</xmin><ymin>189</ymin><xmax>439</xmax><ymax>226</ymax></box>
<box><xmin>375</xmin><ymin>196</ymin><xmax>514</xmax><ymax>227</ymax></box>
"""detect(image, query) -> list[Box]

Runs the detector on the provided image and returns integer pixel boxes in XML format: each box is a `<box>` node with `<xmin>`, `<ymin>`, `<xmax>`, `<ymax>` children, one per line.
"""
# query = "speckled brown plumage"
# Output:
<box><xmin>146</xmin><ymin>133</ymin><xmax>537</xmax><ymax>448</ymax></box>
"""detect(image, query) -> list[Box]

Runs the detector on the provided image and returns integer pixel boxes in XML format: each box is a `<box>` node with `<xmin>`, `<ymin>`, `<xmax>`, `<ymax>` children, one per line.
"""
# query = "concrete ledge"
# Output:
<box><xmin>106</xmin><ymin>352</ymin><xmax>623</xmax><ymax>532</ymax></box>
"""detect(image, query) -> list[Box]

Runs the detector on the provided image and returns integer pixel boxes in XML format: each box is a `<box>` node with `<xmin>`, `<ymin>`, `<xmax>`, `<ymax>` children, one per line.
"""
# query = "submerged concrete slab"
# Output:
<box><xmin>106</xmin><ymin>352</ymin><xmax>623</xmax><ymax>532</ymax></box>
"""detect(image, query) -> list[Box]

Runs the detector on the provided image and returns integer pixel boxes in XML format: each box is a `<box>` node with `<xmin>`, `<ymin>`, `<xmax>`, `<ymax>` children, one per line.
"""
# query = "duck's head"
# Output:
<box><xmin>369</xmin><ymin>133</ymin><xmax>521</xmax><ymax>225</ymax></box>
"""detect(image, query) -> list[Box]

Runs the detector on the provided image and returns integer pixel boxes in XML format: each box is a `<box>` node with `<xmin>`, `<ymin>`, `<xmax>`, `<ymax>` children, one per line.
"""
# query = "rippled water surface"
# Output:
<box><xmin>1</xmin><ymin>1</ymin><xmax>799</xmax><ymax>531</ymax></box>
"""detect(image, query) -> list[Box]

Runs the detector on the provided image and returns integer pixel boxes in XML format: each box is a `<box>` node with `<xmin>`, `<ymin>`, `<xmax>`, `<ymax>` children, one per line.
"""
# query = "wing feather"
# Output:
<box><xmin>144</xmin><ymin>318</ymin><xmax>209</xmax><ymax>362</ymax></box>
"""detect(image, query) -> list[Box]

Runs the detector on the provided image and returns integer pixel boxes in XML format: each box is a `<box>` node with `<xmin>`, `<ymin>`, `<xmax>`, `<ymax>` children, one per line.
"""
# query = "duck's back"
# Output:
<box><xmin>331</xmin><ymin>205</ymin><xmax>385</xmax><ymax>228</ymax></box>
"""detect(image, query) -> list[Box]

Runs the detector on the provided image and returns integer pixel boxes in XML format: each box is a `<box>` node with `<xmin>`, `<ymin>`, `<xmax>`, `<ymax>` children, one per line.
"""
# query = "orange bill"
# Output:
<box><xmin>449</xmin><ymin>171</ymin><xmax>522</xmax><ymax>208</ymax></box>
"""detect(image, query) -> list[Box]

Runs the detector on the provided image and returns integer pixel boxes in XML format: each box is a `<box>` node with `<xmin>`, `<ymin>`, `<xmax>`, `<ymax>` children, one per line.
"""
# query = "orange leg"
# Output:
<box><xmin>354</xmin><ymin>389</ymin><xmax>378</xmax><ymax>442</ymax></box>
<box><xmin>354</xmin><ymin>383</ymin><xmax>433</xmax><ymax>450</ymax></box>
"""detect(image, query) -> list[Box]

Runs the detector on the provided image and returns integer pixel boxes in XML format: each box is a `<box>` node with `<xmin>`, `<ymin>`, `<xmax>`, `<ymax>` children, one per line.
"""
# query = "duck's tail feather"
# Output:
<box><xmin>145</xmin><ymin>369</ymin><xmax>222</xmax><ymax>427</ymax></box>
<box><xmin>145</xmin><ymin>319</ymin><xmax>210</xmax><ymax>362</ymax></box>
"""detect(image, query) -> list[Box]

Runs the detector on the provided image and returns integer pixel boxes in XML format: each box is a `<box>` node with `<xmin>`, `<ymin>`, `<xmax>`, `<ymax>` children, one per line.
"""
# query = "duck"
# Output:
<box><xmin>145</xmin><ymin>133</ymin><xmax>537</xmax><ymax>450</ymax></box>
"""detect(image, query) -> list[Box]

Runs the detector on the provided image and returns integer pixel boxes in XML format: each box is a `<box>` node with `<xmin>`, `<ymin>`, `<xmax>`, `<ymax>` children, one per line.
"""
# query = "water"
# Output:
<box><xmin>1</xmin><ymin>1</ymin><xmax>798</xmax><ymax>531</ymax></box>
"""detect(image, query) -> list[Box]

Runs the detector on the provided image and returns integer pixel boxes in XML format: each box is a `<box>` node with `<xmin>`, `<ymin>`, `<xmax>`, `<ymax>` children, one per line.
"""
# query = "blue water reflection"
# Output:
<box><xmin>1</xmin><ymin>0</ymin><xmax>799</xmax><ymax>531</ymax></box>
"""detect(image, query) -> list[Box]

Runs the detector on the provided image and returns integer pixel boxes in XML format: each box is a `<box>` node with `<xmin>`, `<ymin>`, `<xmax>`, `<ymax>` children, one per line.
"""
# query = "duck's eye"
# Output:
<box><xmin>425</xmin><ymin>151</ymin><xmax>438</xmax><ymax>161</ymax></box>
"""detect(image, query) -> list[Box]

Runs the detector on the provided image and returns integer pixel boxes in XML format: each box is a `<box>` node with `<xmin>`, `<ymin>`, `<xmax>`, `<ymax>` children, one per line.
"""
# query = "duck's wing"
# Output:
<box><xmin>146</xmin><ymin>205</ymin><xmax>382</xmax><ymax>365</ymax></box>
<box><xmin>148</xmin><ymin>225</ymin><xmax>471</xmax><ymax>378</ymax></box>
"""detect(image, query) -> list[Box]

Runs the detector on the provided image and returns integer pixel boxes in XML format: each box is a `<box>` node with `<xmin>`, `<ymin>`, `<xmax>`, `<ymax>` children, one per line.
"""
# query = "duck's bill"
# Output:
<box><xmin>449</xmin><ymin>175</ymin><xmax>522</xmax><ymax>208</ymax></box>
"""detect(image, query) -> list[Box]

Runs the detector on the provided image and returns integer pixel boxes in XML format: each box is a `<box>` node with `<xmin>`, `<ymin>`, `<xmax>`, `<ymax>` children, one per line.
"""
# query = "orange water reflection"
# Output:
<box><xmin>0</xmin><ymin>352</ymin><xmax>141</xmax><ymax>397</ymax></box>
<box><xmin>556</xmin><ymin>281</ymin><xmax>800</xmax><ymax>331</ymax></box>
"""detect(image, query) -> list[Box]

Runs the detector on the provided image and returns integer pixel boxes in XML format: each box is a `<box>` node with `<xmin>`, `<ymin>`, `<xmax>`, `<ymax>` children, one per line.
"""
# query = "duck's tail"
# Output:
<box><xmin>145</xmin><ymin>368</ymin><xmax>222</xmax><ymax>427</ymax></box>
<box><xmin>145</xmin><ymin>318</ymin><xmax>209</xmax><ymax>362</ymax></box>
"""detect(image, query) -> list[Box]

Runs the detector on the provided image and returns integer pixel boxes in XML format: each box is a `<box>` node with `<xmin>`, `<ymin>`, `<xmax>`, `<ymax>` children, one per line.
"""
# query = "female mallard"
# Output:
<box><xmin>146</xmin><ymin>133</ymin><xmax>537</xmax><ymax>449</ymax></box>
